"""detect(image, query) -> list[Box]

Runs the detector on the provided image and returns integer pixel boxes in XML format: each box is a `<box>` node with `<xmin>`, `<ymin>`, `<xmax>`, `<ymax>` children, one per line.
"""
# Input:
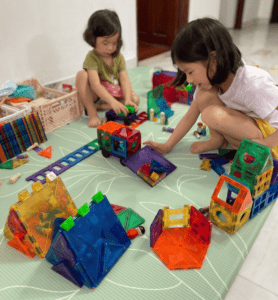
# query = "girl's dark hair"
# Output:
<box><xmin>83</xmin><ymin>9</ymin><xmax>123</xmax><ymax>57</ymax></box>
<box><xmin>171</xmin><ymin>18</ymin><xmax>243</xmax><ymax>86</ymax></box>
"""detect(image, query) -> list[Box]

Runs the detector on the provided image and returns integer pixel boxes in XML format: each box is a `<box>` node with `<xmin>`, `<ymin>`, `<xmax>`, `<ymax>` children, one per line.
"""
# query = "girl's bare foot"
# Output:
<box><xmin>190</xmin><ymin>139</ymin><xmax>228</xmax><ymax>154</ymax></box>
<box><xmin>88</xmin><ymin>115</ymin><xmax>101</xmax><ymax>128</ymax></box>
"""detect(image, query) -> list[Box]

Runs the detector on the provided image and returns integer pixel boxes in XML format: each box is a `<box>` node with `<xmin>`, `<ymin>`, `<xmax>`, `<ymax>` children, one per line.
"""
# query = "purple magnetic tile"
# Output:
<box><xmin>161</xmin><ymin>70</ymin><xmax>177</xmax><ymax>77</ymax></box>
<box><xmin>122</xmin><ymin>146</ymin><xmax>176</xmax><ymax>176</ymax></box>
<box><xmin>150</xmin><ymin>209</ymin><xmax>163</xmax><ymax>248</ymax></box>
<box><xmin>51</xmin><ymin>262</ymin><xmax>83</xmax><ymax>288</ymax></box>
<box><xmin>33</xmin><ymin>146</ymin><xmax>43</xmax><ymax>153</ymax></box>
<box><xmin>53</xmin><ymin>234</ymin><xmax>76</xmax><ymax>267</ymax></box>
<box><xmin>271</xmin><ymin>158</ymin><xmax>278</xmax><ymax>186</ymax></box>
<box><xmin>199</xmin><ymin>153</ymin><xmax>220</xmax><ymax>160</ymax></box>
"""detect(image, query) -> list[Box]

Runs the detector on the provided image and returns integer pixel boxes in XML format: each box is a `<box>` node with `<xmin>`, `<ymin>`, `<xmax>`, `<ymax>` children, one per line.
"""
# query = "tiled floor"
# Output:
<box><xmin>139</xmin><ymin>22</ymin><xmax>278</xmax><ymax>300</ymax></box>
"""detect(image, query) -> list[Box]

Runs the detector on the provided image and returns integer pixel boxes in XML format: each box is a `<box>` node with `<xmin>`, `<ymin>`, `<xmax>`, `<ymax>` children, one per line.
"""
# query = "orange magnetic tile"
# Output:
<box><xmin>152</xmin><ymin>227</ymin><xmax>209</xmax><ymax>270</ymax></box>
<box><xmin>97</xmin><ymin>121</ymin><xmax>125</xmax><ymax>134</ymax></box>
<box><xmin>211</xmin><ymin>174</ymin><xmax>252</xmax><ymax>213</ymax></box>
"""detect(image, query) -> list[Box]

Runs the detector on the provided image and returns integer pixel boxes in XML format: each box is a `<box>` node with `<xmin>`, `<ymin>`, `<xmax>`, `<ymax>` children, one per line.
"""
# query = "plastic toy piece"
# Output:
<box><xmin>230</xmin><ymin>139</ymin><xmax>273</xmax><ymax>198</ymax></box>
<box><xmin>126</xmin><ymin>226</ymin><xmax>145</xmax><ymax>239</ymax></box>
<box><xmin>162</xmin><ymin>205</ymin><xmax>190</xmax><ymax>229</ymax></box>
<box><xmin>209</xmin><ymin>174</ymin><xmax>253</xmax><ymax>234</ymax></box>
<box><xmin>270</xmin><ymin>158</ymin><xmax>278</xmax><ymax>186</ymax></box>
<box><xmin>186</xmin><ymin>84</ymin><xmax>194</xmax><ymax>91</ymax></box>
<box><xmin>92</xmin><ymin>190</ymin><xmax>104</xmax><ymax>203</ymax></box>
<box><xmin>17</xmin><ymin>154</ymin><xmax>29</xmax><ymax>159</ymax></box>
<box><xmin>60</xmin><ymin>216</ymin><xmax>75</xmax><ymax>231</ymax></box>
<box><xmin>199</xmin><ymin>158</ymin><xmax>211</xmax><ymax>171</ymax></box>
<box><xmin>27</xmin><ymin>143</ymin><xmax>38</xmax><ymax>151</ymax></box>
<box><xmin>129</xmin><ymin>111</ymin><xmax>148</xmax><ymax>129</ymax></box>
<box><xmin>26</xmin><ymin>141</ymin><xmax>99</xmax><ymax>184</ymax></box>
<box><xmin>12</xmin><ymin>159</ymin><xmax>29</xmax><ymax>170</ymax></box>
<box><xmin>194</xmin><ymin>131</ymin><xmax>200</xmax><ymax>139</ymax></box>
<box><xmin>199</xmin><ymin>153</ymin><xmax>220</xmax><ymax>160</ymax></box>
<box><xmin>12</xmin><ymin>158</ymin><xmax>28</xmax><ymax>169</ymax></box>
<box><xmin>111</xmin><ymin>204</ymin><xmax>126</xmax><ymax>214</ymax></box>
<box><xmin>38</xmin><ymin>146</ymin><xmax>52</xmax><ymax>159</ymax></box>
<box><xmin>117</xmin><ymin>208</ymin><xmax>145</xmax><ymax>231</ymax></box>
<box><xmin>76</xmin><ymin>203</ymin><xmax>90</xmax><ymax>217</ymax></box>
<box><xmin>106</xmin><ymin>106</ymin><xmax>139</xmax><ymax>126</ymax></box>
<box><xmin>4</xmin><ymin>174</ymin><xmax>77</xmax><ymax>258</ymax></box>
<box><xmin>150</xmin><ymin>159</ymin><xmax>168</xmax><ymax>173</ymax></box>
<box><xmin>9</xmin><ymin>173</ymin><xmax>21</xmax><ymax>183</ymax></box>
<box><xmin>45</xmin><ymin>192</ymin><xmax>131</xmax><ymax>288</ymax></box>
<box><xmin>151</xmin><ymin>206</ymin><xmax>212</xmax><ymax>270</ymax></box>
<box><xmin>0</xmin><ymin>160</ymin><xmax>13</xmax><ymax>169</ymax></box>
<box><xmin>122</xmin><ymin>146</ymin><xmax>176</xmax><ymax>187</ymax></box>
<box><xmin>163</xmin><ymin>127</ymin><xmax>174</xmax><ymax>133</ymax></box>
<box><xmin>250</xmin><ymin>181</ymin><xmax>278</xmax><ymax>219</ymax></box>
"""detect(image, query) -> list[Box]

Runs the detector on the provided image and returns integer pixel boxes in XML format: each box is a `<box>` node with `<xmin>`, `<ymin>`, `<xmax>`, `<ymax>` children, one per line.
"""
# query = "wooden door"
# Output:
<box><xmin>137</xmin><ymin>0</ymin><xmax>189</xmax><ymax>47</ymax></box>
<box><xmin>270</xmin><ymin>0</ymin><xmax>278</xmax><ymax>23</ymax></box>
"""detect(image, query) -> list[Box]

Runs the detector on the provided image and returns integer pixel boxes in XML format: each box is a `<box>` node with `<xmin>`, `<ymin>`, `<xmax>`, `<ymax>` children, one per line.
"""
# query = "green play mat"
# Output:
<box><xmin>0</xmin><ymin>66</ymin><xmax>275</xmax><ymax>300</ymax></box>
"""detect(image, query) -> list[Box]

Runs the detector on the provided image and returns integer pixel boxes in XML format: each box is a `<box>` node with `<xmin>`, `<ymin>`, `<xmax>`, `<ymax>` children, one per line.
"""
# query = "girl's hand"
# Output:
<box><xmin>111</xmin><ymin>101</ymin><xmax>129</xmax><ymax>115</ymax></box>
<box><xmin>125</xmin><ymin>100</ymin><xmax>138</xmax><ymax>113</ymax></box>
<box><xmin>143</xmin><ymin>140</ymin><xmax>171</xmax><ymax>155</ymax></box>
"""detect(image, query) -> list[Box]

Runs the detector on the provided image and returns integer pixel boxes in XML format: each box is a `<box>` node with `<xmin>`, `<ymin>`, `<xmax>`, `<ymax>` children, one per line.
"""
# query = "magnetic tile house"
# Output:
<box><xmin>46</xmin><ymin>191</ymin><xmax>131</xmax><ymax>288</ymax></box>
<box><xmin>230</xmin><ymin>138</ymin><xmax>273</xmax><ymax>198</ymax></box>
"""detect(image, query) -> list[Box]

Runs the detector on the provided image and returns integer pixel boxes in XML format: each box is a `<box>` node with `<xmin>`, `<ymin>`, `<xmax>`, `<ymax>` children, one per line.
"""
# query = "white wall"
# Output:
<box><xmin>258</xmin><ymin>0</ymin><xmax>274</xmax><ymax>19</ymax></box>
<box><xmin>242</xmin><ymin>0</ymin><xmax>260</xmax><ymax>24</ymax></box>
<box><xmin>0</xmin><ymin>0</ymin><xmax>137</xmax><ymax>85</ymax></box>
<box><xmin>219</xmin><ymin>0</ymin><xmax>238</xmax><ymax>29</ymax></box>
<box><xmin>188</xmin><ymin>0</ymin><xmax>221</xmax><ymax>21</ymax></box>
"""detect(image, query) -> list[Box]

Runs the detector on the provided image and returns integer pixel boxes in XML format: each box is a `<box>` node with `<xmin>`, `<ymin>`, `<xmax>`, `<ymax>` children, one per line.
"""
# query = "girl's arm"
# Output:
<box><xmin>144</xmin><ymin>100</ymin><xmax>200</xmax><ymax>154</ymax></box>
<box><xmin>87</xmin><ymin>69</ymin><xmax>128</xmax><ymax>115</ymax></box>
<box><xmin>166</xmin><ymin>100</ymin><xmax>200</xmax><ymax>149</ymax></box>
<box><xmin>119</xmin><ymin>71</ymin><xmax>138</xmax><ymax>111</ymax></box>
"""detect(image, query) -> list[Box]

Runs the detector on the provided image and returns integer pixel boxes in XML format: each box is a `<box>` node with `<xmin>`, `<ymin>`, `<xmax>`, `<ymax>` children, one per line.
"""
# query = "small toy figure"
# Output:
<box><xmin>9</xmin><ymin>173</ymin><xmax>21</xmax><ymax>184</ymax></box>
<box><xmin>194</xmin><ymin>131</ymin><xmax>201</xmax><ymax>139</ymax></box>
<box><xmin>126</xmin><ymin>226</ymin><xmax>145</xmax><ymax>239</ymax></box>
<box><xmin>160</xmin><ymin>112</ymin><xmax>165</xmax><ymax>125</ymax></box>
<box><xmin>197</xmin><ymin>122</ymin><xmax>203</xmax><ymax>134</ymax></box>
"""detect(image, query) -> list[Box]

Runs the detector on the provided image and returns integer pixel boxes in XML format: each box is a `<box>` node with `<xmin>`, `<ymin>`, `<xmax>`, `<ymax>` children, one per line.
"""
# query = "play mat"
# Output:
<box><xmin>0</xmin><ymin>66</ymin><xmax>276</xmax><ymax>300</ymax></box>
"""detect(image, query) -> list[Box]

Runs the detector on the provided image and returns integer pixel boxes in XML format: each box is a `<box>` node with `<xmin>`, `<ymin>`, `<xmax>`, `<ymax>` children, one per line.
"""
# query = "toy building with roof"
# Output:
<box><xmin>97</xmin><ymin>121</ymin><xmax>141</xmax><ymax>159</ymax></box>
<box><xmin>4</xmin><ymin>173</ymin><xmax>77</xmax><ymax>258</ymax></box>
<box><xmin>46</xmin><ymin>191</ymin><xmax>131</xmax><ymax>288</ymax></box>
<box><xmin>230</xmin><ymin>139</ymin><xmax>273</xmax><ymax>198</ymax></box>
<box><xmin>208</xmin><ymin>138</ymin><xmax>278</xmax><ymax>234</ymax></box>
<box><xmin>150</xmin><ymin>205</ymin><xmax>212</xmax><ymax>270</ymax></box>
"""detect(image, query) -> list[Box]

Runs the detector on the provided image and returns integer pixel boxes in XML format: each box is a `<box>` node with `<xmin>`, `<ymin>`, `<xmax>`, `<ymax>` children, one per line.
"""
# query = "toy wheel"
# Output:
<box><xmin>120</xmin><ymin>157</ymin><xmax>126</xmax><ymax>166</ymax></box>
<box><xmin>101</xmin><ymin>149</ymin><xmax>111</xmax><ymax>158</ymax></box>
<box><xmin>124</xmin><ymin>118</ymin><xmax>132</xmax><ymax>126</ymax></box>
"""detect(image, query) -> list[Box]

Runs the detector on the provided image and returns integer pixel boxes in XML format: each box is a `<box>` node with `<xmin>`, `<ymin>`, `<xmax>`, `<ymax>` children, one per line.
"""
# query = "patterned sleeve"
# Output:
<box><xmin>83</xmin><ymin>51</ymin><xmax>99</xmax><ymax>71</ymax></box>
<box><xmin>118</xmin><ymin>53</ymin><xmax>127</xmax><ymax>73</ymax></box>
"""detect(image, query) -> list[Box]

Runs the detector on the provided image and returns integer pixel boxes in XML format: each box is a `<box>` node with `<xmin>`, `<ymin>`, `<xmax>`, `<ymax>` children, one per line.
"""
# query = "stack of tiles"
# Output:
<box><xmin>0</xmin><ymin>112</ymin><xmax>47</xmax><ymax>163</ymax></box>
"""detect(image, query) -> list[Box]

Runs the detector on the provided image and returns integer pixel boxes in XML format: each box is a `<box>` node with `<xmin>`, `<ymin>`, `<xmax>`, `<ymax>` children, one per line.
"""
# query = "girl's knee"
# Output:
<box><xmin>76</xmin><ymin>70</ymin><xmax>88</xmax><ymax>86</ymax></box>
<box><xmin>201</xmin><ymin>105</ymin><xmax>227</xmax><ymax>125</ymax></box>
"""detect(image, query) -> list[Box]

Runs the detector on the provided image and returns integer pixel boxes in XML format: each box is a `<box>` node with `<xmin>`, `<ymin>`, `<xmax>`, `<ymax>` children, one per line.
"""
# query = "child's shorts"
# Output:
<box><xmin>100</xmin><ymin>81</ymin><xmax>140</xmax><ymax>105</ymax></box>
<box><xmin>255</xmin><ymin>118</ymin><xmax>278</xmax><ymax>159</ymax></box>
